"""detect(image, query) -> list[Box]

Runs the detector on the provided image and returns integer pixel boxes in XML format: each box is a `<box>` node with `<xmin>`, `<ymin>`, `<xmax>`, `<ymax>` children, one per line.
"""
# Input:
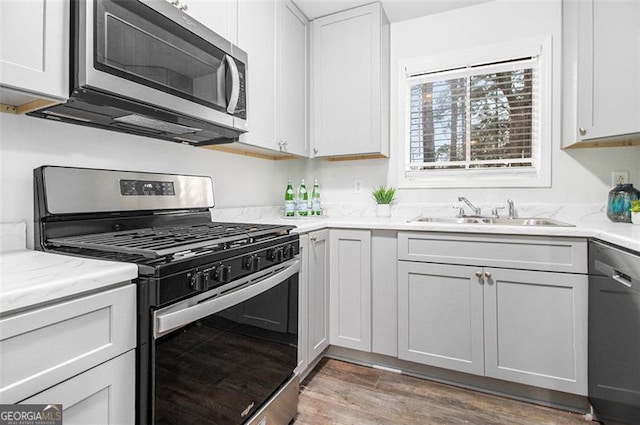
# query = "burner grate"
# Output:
<box><xmin>47</xmin><ymin>222</ymin><xmax>291</xmax><ymax>259</ymax></box>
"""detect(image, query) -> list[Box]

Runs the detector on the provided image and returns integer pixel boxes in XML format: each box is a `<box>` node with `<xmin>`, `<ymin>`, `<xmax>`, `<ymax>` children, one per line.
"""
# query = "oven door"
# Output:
<box><xmin>77</xmin><ymin>0</ymin><xmax>247</xmax><ymax>127</ymax></box>
<box><xmin>150</xmin><ymin>259</ymin><xmax>299</xmax><ymax>425</ymax></box>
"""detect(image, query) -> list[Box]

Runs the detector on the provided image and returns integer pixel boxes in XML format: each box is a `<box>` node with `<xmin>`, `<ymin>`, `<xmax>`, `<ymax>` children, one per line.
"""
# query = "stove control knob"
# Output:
<box><xmin>243</xmin><ymin>254</ymin><xmax>261</xmax><ymax>272</ymax></box>
<box><xmin>214</xmin><ymin>265</ymin><xmax>232</xmax><ymax>283</ymax></box>
<box><xmin>267</xmin><ymin>247</ymin><xmax>283</xmax><ymax>262</ymax></box>
<box><xmin>252</xmin><ymin>255</ymin><xmax>261</xmax><ymax>271</ymax></box>
<box><xmin>283</xmin><ymin>244</ymin><xmax>295</xmax><ymax>259</ymax></box>
<box><xmin>189</xmin><ymin>270</ymin><xmax>206</xmax><ymax>291</ymax></box>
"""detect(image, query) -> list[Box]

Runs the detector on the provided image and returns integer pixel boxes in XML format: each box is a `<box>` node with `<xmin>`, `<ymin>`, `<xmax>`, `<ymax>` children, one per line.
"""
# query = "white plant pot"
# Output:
<box><xmin>632</xmin><ymin>211</ymin><xmax>640</xmax><ymax>225</ymax></box>
<box><xmin>376</xmin><ymin>204</ymin><xmax>391</xmax><ymax>218</ymax></box>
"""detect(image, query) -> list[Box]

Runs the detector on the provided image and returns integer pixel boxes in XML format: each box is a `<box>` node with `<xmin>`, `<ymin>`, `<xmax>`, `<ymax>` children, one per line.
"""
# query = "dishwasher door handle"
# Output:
<box><xmin>612</xmin><ymin>271</ymin><xmax>633</xmax><ymax>288</ymax></box>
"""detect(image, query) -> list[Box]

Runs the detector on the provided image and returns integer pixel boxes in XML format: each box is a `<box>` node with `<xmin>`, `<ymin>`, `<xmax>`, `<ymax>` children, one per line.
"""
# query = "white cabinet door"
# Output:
<box><xmin>311</xmin><ymin>2</ymin><xmax>389</xmax><ymax>158</ymax></box>
<box><xmin>277</xmin><ymin>0</ymin><xmax>309</xmax><ymax>156</ymax></box>
<box><xmin>296</xmin><ymin>234</ymin><xmax>310</xmax><ymax>374</ymax></box>
<box><xmin>484</xmin><ymin>268</ymin><xmax>588</xmax><ymax>395</ymax></box>
<box><xmin>329</xmin><ymin>229</ymin><xmax>371</xmax><ymax>351</ymax></box>
<box><xmin>22</xmin><ymin>350</ymin><xmax>135</xmax><ymax>425</ymax></box>
<box><xmin>563</xmin><ymin>0</ymin><xmax>640</xmax><ymax>146</ymax></box>
<box><xmin>0</xmin><ymin>284</ymin><xmax>136</xmax><ymax>404</ymax></box>
<box><xmin>238</xmin><ymin>1</ymin><xmax>278</xmax><ymax>150</ymax></box>
<box><xmin>0</xmin><ymin>0</ymin><xmax>68</xmax><ymax>103</ymax></box>
<box><xmin>371</xmin><ymin>230</ymin><xmax>398</xmax><ymax>357</ymax></box>
<box><xmin>186</xmin><ymin>0</ymin><xmax>238</xmax><ymax>44</ymax></box>
<box><xmin>308</xmin><ymin>230</ymin><xmax>330</xmax><ymax>362</ymax></box>
<box><xmin>398</xmin><ymin>262</ymin><xmax>485</xmax><ymax>376</ymax></box>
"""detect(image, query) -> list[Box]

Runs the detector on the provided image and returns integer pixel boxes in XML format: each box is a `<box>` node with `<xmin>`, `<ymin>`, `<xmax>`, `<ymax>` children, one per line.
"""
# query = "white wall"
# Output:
<box><xmin>301</xmin><ymin>0</ymin><xmax>640</xmax><ymax>206</ymax></box>
<box><xmin>0</xmin><ymin>113</ymin><xmax>291</xmax><ymax>247</ymax></box>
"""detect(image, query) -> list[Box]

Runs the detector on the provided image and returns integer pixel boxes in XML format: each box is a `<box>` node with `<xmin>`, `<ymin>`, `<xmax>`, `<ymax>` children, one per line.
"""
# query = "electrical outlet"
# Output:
<box><xmin>611</xmin><ymin>171</ymin><xmax>629</xmax><ymax>186</ymax></box>
<box><xmin>353</xmin><ymin>178</ymin><xmax>363</xmax><ymax>193</ymax></box>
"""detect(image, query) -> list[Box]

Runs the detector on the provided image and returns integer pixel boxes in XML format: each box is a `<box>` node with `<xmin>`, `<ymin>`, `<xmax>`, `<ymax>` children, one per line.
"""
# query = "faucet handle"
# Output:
<box><xmin>452</xmin><ymin>206</ymin><xmax>465</xmax><ymax>217</ymax></box>
<box><xmin>507</xmin><ymin>199</ymin><xmax>517</xmax><ymax>219</ymax></box>
<box><xmin>491</xmin><ymin>206</ymin><xmax>505</xmax><ymax>218</ymax></box>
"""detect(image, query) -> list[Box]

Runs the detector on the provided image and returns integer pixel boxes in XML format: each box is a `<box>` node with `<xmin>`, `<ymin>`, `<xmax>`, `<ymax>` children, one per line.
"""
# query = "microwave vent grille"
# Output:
<box><xmin>114</xmin><ymin>114</ymin><xmax>202</xmax><ymax>135</ymax></box>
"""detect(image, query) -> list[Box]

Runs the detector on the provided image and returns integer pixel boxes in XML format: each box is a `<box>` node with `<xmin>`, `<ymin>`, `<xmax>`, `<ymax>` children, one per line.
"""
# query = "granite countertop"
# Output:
<box><xmin>0</xmin><ymin>223</ymin><xmax>138</xmax><ymax>316</ymax></box>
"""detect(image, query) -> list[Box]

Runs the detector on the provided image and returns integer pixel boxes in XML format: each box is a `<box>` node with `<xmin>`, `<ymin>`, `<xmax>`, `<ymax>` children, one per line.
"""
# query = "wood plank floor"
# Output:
<box><xmin>293</xmin><ymin>359</ymin><xmax>590</xmax><ymax>425</ymax></box>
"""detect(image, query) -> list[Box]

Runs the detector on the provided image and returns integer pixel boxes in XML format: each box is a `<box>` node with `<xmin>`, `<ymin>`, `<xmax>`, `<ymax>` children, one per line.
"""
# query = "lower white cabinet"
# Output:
<box><xmin>296</xmin><ymin>234</ymin><xmax>310</xmax><ymax>374</ymax></box>
<box><xmin>484</xmin><ymin>268</ymin><xmax>587</xmax><ymax>394</ymax></box>
<box><xmin>307</xmin><ymin>230</ymin><xmax>330</xmax><ymax>362</ymax></box>
<box><xmin>329</xmin><ymin>229</ymin><xmax>371</xmax><ymax>351</ymax></box>
<box><xmin>21</xmin><ymin>350</ymin><xmax>135</xmax><ymax>425</ymax></box>
<box><xmin>398</xmin><ymin>260</ymin><xmax>588</xmax><ymax>395</ymax></box>
<box><xmin>0</xmin><ymin>284</ymin><xmax>136</xmax><ymax>416</ymax></box>
<box><xmin>398</xmin><ymin>262</ymin><xmax>484</xmax><ymax>375</ymax></box>
<box><xmin>371</xmin><ymin>230</ymin><xmax>398</xmax><ymax>357</ymax></box>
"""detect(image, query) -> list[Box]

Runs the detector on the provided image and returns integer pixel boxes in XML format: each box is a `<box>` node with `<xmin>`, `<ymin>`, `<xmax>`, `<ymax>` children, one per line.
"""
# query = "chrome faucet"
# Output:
<box><xmin>458</xmin><ymin>196</ymin><xmax>481</xmax><ymax>216</ymax></box>
<box><xmin>507</xmin><ymin>199</ymin><xmax>517</xmax><ymax>219</ymax></box>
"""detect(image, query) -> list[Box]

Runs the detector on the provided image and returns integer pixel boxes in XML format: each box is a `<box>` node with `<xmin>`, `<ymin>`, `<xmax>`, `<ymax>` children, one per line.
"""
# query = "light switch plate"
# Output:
<box><xmin>353</xmin><ymin>178</ymin><xmax>363</xmax><ymax>193</ymax></box>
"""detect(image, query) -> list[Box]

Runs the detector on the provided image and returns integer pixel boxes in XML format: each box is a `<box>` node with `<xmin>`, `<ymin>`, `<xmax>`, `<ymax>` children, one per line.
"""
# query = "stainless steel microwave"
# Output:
<box><xmin>29</xmin><ymin>0</ymin><xmax>248</xmax><ymax>146</ymax></box>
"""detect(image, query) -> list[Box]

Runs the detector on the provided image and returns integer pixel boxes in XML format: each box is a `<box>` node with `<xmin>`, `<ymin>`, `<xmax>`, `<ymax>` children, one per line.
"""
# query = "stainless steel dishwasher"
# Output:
<box><xmin>589</xmin><ymin>240</ymin><xmax>640</xmax><ymax>424</ymax></box>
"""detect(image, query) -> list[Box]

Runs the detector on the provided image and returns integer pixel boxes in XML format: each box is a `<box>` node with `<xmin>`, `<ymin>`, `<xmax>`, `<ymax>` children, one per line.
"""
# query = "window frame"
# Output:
<box><xmin>397</xmin><ymin>37</ymin><xmax>553</xmax><ymax>189</ymax></box>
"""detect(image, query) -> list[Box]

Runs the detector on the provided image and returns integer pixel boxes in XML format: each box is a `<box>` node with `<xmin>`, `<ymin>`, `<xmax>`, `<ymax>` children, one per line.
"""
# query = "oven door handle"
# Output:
<box><xmin>154</xmin><ymin>260</ymin><xmax>299</xmax><ymax>338</ymax></box>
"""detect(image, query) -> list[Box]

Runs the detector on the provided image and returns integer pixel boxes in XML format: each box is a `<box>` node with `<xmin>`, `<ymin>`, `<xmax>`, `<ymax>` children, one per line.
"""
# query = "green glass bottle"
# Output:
<box><xmin>311</xmin><ymin>179</ymin><xmax>321</xmax><ymax>216</ymax></box>
<box><xmin>284</xmin><ymin>179</ymin><xmax>295</xmax><ymax>217</ymax></box>
<box><xmin>298</xmin><ymin>179</ymin><xmax>309</xmax><ymax>216</ymax></box>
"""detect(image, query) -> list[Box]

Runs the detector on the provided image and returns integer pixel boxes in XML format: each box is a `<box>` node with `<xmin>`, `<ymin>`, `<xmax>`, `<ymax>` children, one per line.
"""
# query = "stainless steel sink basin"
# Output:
<box><xmin>411</xmin><ymin>216</ymin><xmax>574</xmax><ymax>227</ymax></box>
<box><xmin>414</xmin><ymin>217</ymin><xmax>483</xmax><ymax>224</ymax></box>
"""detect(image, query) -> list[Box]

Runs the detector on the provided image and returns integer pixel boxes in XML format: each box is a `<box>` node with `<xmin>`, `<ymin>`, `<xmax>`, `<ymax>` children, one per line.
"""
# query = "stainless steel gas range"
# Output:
<box><xmin>34</xmin><ymin>166</ymin><xmax>300</xmax><ymax>425</ymax></box>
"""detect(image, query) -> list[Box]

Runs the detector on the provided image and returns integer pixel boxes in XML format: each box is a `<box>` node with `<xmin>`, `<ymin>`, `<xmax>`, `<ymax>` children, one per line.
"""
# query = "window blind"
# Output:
<box><xmin>406</xmin><ymin>57</ymin><xmax>538</xmax><ymax>171</ymax></box>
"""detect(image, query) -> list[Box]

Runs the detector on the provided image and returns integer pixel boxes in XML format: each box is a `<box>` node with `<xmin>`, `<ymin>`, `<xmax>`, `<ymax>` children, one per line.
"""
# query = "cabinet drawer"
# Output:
<box><xmin>21</xmin><ymin>350</ymin><xmax>135</xmax><ymax>425</ymax></box>
<box><xmin>0</xmin><ymin>284</ymin><xmax>136</xmax><ymax>403</ymax></box>
<box><xmin>398</xmin><ymin>232</ymin><xmax>587</xmax><ymax>273</ymax></box>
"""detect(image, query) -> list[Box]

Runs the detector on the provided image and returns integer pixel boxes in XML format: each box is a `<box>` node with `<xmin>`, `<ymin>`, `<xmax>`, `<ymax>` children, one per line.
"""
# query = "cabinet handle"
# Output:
<box><xmin>484</xmin><ymin>271</ymin><xmax>492</xmax><ymax>278</ymax></box>
<box><xmin>475</xmin><ymin>271</ymin><xmax>483</xmax><ymax>278</ymax></box>
<box><xmin>578</xmin><ymin>127</ymin><xmax>587</xmax><ymax>136</ymax></box>
<box><xmin>310</xmin><ymin>236</ymin><xmax>317</xmax><ymax>242</ymax></box>
<box><xmin>313</xmin><ymin>148</ymin><xmax>318</xmax><ymax>155</ymax></box>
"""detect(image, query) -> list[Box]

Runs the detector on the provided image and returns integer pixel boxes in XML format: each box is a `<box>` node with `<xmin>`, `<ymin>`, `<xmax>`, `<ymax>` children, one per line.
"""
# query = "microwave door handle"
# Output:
<box><xmin>225</xmin><ymin>55</ymin><xmax>240</xmax><ymax>114</ymax></box>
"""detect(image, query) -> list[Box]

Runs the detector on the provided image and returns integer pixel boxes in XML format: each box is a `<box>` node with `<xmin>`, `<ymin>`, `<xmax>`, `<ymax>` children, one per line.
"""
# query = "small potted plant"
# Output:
<box><xmin>371</xmin><ymin>186</ymin><xmax>396</xmax><ymax>217</ymax></box>
<box><xmin>630</xmin><ymin>200</ymin><xmax>640</xmax><ymax>225</ymax></box>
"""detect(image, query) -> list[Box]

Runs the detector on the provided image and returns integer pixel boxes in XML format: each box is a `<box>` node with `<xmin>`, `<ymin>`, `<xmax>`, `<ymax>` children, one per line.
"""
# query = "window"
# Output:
<box><xmin>400</xmin><ymin>39</ymin><xmax>551</xmax><ymax>188</ymax></box>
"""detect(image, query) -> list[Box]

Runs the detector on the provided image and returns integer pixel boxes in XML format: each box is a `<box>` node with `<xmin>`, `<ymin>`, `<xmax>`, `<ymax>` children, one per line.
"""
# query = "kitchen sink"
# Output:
<box><xmin>412</xmin><ymin>216</ymin><xmax>574</xmax><ymax>227</ymax></box>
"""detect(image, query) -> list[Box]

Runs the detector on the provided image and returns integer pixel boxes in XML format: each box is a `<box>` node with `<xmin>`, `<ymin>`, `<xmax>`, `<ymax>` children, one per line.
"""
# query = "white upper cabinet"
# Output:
<box><xmin>0</xmin><ymin>0</ymin><xmax>69</xmax><ymax>112</ymax></box>
<box><xmin>237</xmin><ymin>0</ymin><xmax>309</xmax><ymax>157</ymax></box>
<box><xmin>185</xmin><ymin>0</ymin><xmax>238</xmax><ymax>44</ymax></box>
<box><xmin>238</xmin><ymin>1</ymin><xmax>278</xmax><ymax>150</ymax></box>
<box><xmin>562</xmin><ymin>0</ymin><xmax>640</xmax><ymax>147</ymax></box>
<box><xmin>311</xmin><ymin>2</ymin><xmax>389</xmax><ymax>158</ymax></box>
<box><xmin>277</xmin><ymin>0</ymin><xmax>309</xmax><ymax>156</ymax></box>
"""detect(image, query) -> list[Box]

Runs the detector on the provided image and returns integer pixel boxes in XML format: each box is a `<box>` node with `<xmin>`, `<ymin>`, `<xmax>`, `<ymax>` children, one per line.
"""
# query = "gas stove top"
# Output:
<box><xmin>33</xmin><ymin>166</ymin><xmax>299</xmax><ymax>306</ymax></box>
<box><xmin>47</xmin><ymin>222</ymin><xmax>292</xmax><ymax>260</ymax></box>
